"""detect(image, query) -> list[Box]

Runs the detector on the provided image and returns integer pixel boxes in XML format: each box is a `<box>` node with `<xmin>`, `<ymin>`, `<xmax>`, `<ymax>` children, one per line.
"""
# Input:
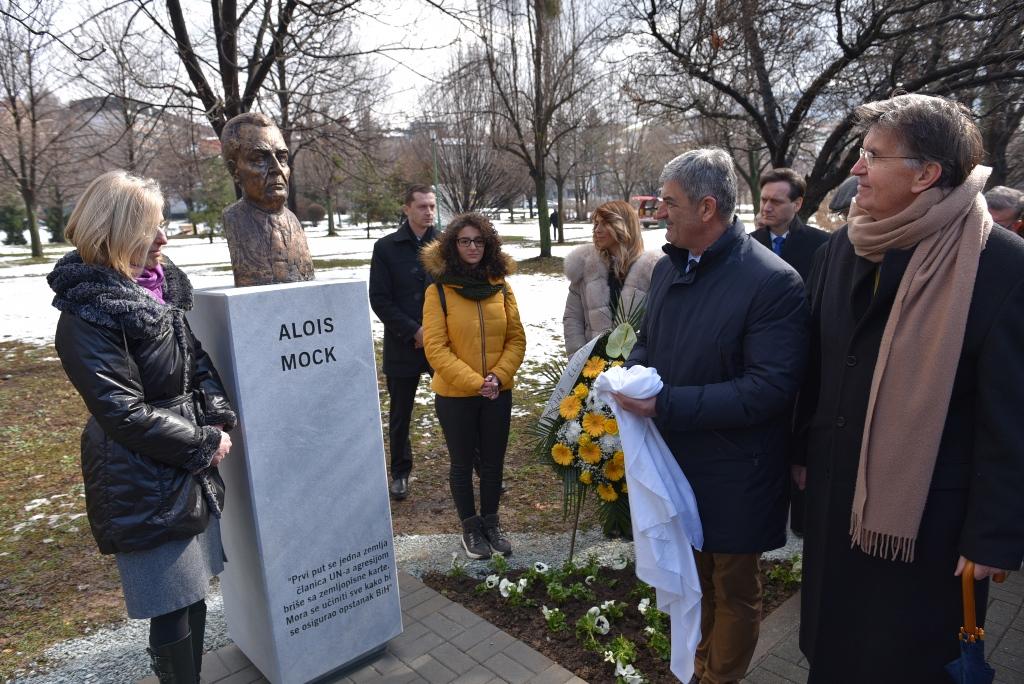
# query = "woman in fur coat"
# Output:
<box><xmin>48</xmin><ymin>171</ymin><xmax>236</xmax><ymax>683</ymax></box>
<box><xmin>562</xmin><ymin>200</ymin><xmax>661</xmax><ymax>356</ymax></box>
<box><xmin>420</xmin><ymin>213</ymin><xmax>527</xmax><ymax>560</ymax></box>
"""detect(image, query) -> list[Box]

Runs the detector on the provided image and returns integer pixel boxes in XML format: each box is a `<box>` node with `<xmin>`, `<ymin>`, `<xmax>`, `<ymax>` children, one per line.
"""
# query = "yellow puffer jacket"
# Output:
<box><xmin>421</xmin><ymin>248</ymin><xmax>527</xmax><ymax>398</ymax></box>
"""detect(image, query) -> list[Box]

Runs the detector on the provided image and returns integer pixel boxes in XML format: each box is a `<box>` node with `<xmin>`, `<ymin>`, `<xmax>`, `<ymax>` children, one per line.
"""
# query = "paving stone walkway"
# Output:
<box><xmin>142</xmin><ymin>569</ymin><xmax>1024</xmax><ymax>683</ymax></box>
<box><xmin>140</xmin><ymin>572</ymin><xmax>584</xmax><ymax>684</ymax></box>
<box><xmin>743</xmin><ymin>568</ymin><xmax>1024</xmax><ymax>684</ymax></box>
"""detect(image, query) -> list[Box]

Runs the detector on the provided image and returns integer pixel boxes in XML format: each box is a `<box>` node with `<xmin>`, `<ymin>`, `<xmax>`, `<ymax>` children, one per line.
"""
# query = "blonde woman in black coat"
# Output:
<box><xmin>49</xmin><ymin>170</ymin><xmax>235</xmax><ymax>683</ymax></box>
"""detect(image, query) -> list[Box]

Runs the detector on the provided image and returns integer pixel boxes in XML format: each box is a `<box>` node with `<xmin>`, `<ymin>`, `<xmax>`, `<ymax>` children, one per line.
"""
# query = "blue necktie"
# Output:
<box><xmin>686</xmin><ymin>258</ymin><xmax>699</xmax><ymax>274</ymax></box>
<box><xmin>772</xmin><ymin>235</ymin><xmax>785</xmax><ymax>256</ymax></box>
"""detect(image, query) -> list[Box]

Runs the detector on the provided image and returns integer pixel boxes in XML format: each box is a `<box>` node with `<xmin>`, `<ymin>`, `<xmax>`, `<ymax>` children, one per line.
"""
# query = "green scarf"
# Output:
<box><xmin>437</xmin><ymin>274</ymin><xmax>504</xmax><ymax>300</ymax></box>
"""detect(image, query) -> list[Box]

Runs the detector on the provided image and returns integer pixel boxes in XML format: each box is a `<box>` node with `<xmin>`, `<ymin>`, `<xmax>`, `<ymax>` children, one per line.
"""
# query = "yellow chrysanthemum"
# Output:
<box><xmin>579</xmin><ymin>441</ymin><xmax>602</xmax><ymax>464</ymax></box>
<box><xmin>578</xmin><ymin>433</ymin><xmax>592</xmax><ymax>447</ymax></box>
<box><xmin>582</xmin><ymin>356</ymin><xmax>607</xmax><ymax>379</ymax></box>
<box><xmin>551</xmin><ymin>443</ymin><xmax>573</xmax><ymax>466</ymax></box>
<box><xmin>597</xmin><ymin>483</ymin><xmax>619</xmax><ymax>502</ymax></box>
<box><xmin>611</xmin><ymin>360</ymin><xmax>625</xmax><ymax>367</ymax></box>
<box><xmin>559</xmin><ymin>394</ymin><xmax>582</xmax><ymax>420</ymax></box>
<box><xmin>621</xmin><ymin>482</ymin><xmax>628</xmax><ymax>494</ymax></box>
<box><xmin>573</xmin><ymin>383</ymin><xmax>589</xmax><ymax>398</ymax></box>
<box><xmin>603</xmin><ymin>417</ymin><xmax>619</xmax><ymax>435</ymax></box>
<box><xmin>579</xmin><ymin>470</ymin><xmax>593</xmax><ymax>485</ymax></box>
<box><xmin>604</xmin><ymin>452</ymin><xmax>625</xmax><ymax>481</ymax></box>
<box><xmin>582</xmin><ymin>412</ymin><xmax>606</xmax><ymax>437</ymax></box>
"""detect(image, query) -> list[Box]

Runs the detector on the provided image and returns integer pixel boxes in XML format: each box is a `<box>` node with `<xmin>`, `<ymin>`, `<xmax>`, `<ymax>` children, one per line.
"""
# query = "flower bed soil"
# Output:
<box><xmin>422</xmin><ymin>559</ymin><xmax>798</xmax><ymax>683</ymax></box>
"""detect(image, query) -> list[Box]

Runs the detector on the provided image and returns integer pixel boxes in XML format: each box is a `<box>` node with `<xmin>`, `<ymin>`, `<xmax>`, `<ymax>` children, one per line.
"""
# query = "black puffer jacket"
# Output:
<box><xmin>48</xmin><ymin>253</ymin><xmax>237</xmax><ymax>555</ymax></box>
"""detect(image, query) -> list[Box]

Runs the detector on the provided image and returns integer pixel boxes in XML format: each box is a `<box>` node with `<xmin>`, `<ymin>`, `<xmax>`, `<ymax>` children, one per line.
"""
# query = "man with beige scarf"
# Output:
<box><xmin>793</xmin><ymin>93</ymin><xmax>1024</xmax><ymax>682</ymax></box>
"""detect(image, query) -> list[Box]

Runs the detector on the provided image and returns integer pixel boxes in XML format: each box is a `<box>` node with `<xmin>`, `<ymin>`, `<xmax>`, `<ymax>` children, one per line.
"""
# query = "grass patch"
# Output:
<box><xmin>0</xmin><ymin>256</ymin><xmax>53</xmax><ymax>267</ymax></box>
<box><xmin>515</xmin><ymin>256</ymin><xmax>565</xmax><ymax>276</ymax></box>
<box><xmin>0</xmin><ymin>342</ymin><xmax>125</xmax><ymax>680</ymax></box>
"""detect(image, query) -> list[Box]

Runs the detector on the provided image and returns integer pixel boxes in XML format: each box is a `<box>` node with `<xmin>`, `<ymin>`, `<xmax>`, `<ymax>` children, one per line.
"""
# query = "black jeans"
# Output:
<box><xmin>386</xmin><ymin>374</ymin><xmax>425</xmax><ymax>478</ymax></box>
<box><xmin>435</xmin><ymin>391</ymin><xmax>512</xmax><ymax>521</ymax></box>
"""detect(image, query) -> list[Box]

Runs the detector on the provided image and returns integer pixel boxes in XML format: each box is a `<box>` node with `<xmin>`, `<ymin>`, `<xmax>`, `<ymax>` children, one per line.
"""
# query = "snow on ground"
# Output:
<box><xmin>0</xmin><ymin>217</ymin><xmax>670</xmax><ymax>361</ymax></box>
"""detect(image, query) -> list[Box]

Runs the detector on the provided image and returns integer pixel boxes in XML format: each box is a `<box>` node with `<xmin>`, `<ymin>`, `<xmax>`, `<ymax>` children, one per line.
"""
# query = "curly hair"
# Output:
<box><xmin>435</xmin><ymin>212</ymin><xmax>512</xmax><ymax>280</ymax></box>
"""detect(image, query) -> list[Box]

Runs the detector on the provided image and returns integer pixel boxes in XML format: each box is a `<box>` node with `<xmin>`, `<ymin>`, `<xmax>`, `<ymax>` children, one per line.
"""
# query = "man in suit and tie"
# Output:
<box><xmin>752</xmin><ymin>168</ymin><xmax>829</xmax><ymax>539</ymax></box>
<box><xmin>752</xmin><ymin>168</ymin><xmax>830</xmax><ymax>281</ymax></box>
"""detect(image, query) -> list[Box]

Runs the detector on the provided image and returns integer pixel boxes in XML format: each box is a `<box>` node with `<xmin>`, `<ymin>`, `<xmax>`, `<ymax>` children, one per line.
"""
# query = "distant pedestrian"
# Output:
<box><xmin>795</xmin><ymin>93</ymin><xmax>1024</xmax><ymax>682</ymax></box>
<box><xmin>48</xmin><ymin>170</ymin><xmax>236</xmax><ymax>683</ymax></box>
<box><xmin>369</xmin><ymin>184</ymin><xmax>438</xmax><ymax>501</ymax></box>
<box><xmin>420</xmin><ymin>213</ymin><xmax>526</xmax><ymax>559</ymax></box>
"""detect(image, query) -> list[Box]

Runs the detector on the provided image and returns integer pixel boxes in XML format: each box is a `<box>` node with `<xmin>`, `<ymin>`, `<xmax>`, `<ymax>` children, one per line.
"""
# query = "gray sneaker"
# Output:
<box><xmin>482</xmin><ymin>514</ymin><xmax>512</xmax><ymax>556</ymax></box>
<box><xmin>460</xmin><ymin>515</ymin><xmax>491</xmax><ymax>560</ymax></box>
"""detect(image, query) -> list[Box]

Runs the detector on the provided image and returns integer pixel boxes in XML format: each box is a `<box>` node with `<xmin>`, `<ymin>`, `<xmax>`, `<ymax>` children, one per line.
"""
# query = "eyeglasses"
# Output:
<box><xmin>456</xmin><ymin>238</ymin><xmax>485</xmax><ymax>248</ymax></box>
<box><xmin>858</xmin><ymin>147</ymin><xmax>919</xmax><ymax>168</ymax></box>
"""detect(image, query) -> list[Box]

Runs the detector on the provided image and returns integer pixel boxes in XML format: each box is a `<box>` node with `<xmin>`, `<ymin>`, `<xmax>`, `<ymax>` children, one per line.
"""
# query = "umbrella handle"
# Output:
<box><xmin>962</xmin><ymin>560</ymin><xmax>978</xmax><ymax>635</ymax></box>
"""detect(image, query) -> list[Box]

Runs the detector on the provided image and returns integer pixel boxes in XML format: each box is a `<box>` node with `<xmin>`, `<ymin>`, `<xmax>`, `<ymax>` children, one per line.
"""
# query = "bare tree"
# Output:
<box><xmin>0</xmin><ymin>0</ymin><xmax>71</xmax><ymax>256</ymax></box>
<box><xmin>625</xmin><ymin>0</ymin><xmax>1024</xmax><ymax>215</ymax></box>
<box><xmin>478</xmin><ymin>0</ymin><xmax>605</xmax><ymax>256</ymax></box>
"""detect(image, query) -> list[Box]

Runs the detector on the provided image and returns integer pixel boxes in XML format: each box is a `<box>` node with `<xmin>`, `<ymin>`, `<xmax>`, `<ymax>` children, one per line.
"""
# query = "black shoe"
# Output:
<box><xmin>482</xmin><ymin>513</ymin><xmax>512</xmax><ymax>556</ymax></box>
<box><xmin>148</xmin><ymin>632</ymin><xmax>196</xmax><ymax>683</ymax></box>
<box><xmin>460</xmin><ymin>515</ymin><xmax>492</xmax><ymax>559</ymax></box>
<box><xmin>390</xmin><ymin>477</ymin><xmax>409</xmax><ymax>500</ymax></box>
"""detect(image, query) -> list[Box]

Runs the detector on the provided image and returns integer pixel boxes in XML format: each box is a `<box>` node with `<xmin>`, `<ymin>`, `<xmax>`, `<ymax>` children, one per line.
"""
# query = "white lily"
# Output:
<box><xmin>595</xmin><ymin>615</ymin><xmax>610</xmax><ymax>635</ymax></box>
<box><xmin>638</xmin><ymin>597</ymin><xmax>650</xmax><ymax>614</ymax></box>
<box><xmin>499</xmin><ymin>577</ymin><xmax>514</xmax><ymax>597</ymax></box>
<box><xmin>485</xmin><ymin>574</ymin><xmax>499</xmax><ymax>589</ymax></box>
<box><xmin>533</xmin><ymin>561</ymin><xmax>549</xmax><ymax>573</ymax></box>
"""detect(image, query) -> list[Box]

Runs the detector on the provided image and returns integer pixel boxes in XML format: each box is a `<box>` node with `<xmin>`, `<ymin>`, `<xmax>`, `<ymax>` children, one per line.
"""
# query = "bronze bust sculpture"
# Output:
<box><xmin>220</xmin><ymin>113</ymin><xmax>315</xmax><ymax>287</ymax></box>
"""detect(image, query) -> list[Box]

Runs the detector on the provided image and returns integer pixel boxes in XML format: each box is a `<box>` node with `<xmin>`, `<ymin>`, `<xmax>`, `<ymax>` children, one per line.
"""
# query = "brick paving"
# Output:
<box><xmin>140</xmin><ymin>572</ymin><xmax>584</xmax><ymax>684</ymax></box>
<box><xmin>140</xmin><ymin>569</ymin><xmax>1024</xmax><ymax>683</ymax></box>
<box><xmin>743</xmin><ymin>569</ymin><xmax>1024</xmax><ymax>684</ymax></box>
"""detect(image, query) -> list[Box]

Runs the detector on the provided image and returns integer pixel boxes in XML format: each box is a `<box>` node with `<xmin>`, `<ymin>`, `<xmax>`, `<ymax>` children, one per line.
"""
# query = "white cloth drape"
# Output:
<box><xmin>594</xmin><ymin>364</ymin><xmax>704</xmax><ymax>683</ymax></box>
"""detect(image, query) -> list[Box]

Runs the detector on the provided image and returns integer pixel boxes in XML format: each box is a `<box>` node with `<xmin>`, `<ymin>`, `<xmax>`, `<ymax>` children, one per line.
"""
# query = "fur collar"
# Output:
<box><xmin>419</xmin><ymin>240</ymin><xmax>516</xmax><ymax>280</ymax></box>
<box><xmin>48</xmin><ymin>251</ymin><xmax>194</xmax><ymax>339</ymax></box>
<box><xmin>564</xmin><ymin>243</ymin><xmax>660</xmax><ymax>289</ymax></box>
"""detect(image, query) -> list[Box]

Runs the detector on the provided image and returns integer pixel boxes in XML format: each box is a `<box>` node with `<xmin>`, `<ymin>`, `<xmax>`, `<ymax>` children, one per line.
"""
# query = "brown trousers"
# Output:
<box><xmin>692</xmin><ymin>551</ymin><xmax>763</xmax><ymax>684</ymax></box>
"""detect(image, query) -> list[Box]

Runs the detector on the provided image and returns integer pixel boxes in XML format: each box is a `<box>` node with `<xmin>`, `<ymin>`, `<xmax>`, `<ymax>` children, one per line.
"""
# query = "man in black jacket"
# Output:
<box><xmin>751</xmin><ymin>167</ymin><xmax>830</xmax><ymax>282</ymax></box>
<box><xmin>369</xmin><ymin>184</ymin><xmax>437</xmax><ymax>500</ymax></box>
<box><xmin>750</xmin><ymin>168</ymin><xmax>829</xmax><ymax>539</ymax></box>
<box><xmin>617</xmin><ymin>149</ymin><xmax>808</xmax><ymax>684</ymax></box>
<box><xmin>794</xmin><ymin>94</ymin><xmax>1024</xmax><ymax>682</ymax></box>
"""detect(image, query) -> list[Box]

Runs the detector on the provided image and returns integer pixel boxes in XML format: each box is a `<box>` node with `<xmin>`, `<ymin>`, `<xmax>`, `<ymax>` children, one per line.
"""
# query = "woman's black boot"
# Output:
<box><xmin>147</xmin><ymin>633</ymin><xmax>196</xmax><ymax>683</ymax></box>
<box><xmin>188</xmin><ymin>601</ymin><xmax>207</xmax><ymax>681</ymax></box>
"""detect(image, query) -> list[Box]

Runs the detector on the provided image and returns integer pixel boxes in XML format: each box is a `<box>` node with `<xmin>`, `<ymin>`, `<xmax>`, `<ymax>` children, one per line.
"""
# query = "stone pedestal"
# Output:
<box><xmin>188</xmin><ymin>281</ymin><xmax>401</xmax><ymax>684</ymax></box>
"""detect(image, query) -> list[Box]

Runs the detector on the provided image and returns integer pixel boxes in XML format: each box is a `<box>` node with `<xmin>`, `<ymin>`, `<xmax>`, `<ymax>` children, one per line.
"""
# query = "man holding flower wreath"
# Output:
<box><xmin>615</xmin><ymin>149</ymin><xmax>808</xmax><ymax>684</ymax></box>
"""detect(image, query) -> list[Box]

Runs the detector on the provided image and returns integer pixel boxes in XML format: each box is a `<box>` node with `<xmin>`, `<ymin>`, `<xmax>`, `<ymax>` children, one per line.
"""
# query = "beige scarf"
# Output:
<box><xmin>845</xmin><ymin>165</ymin><xmax>992</xmax><ymax>562</ymax></box>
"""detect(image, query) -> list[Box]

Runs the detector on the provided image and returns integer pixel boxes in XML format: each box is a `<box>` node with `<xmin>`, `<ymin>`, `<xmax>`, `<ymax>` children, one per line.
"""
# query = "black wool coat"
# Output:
<box><xmin>628</xmin><ymin>218</ymin><xmax>809</xmax><ymax>553</ymax></box>
<box><xmin>368</xmin><ymin>219</ymin><xmax>437</xmax><ymax>377</ymax></box>
<box><xmin>751</xmin><ymin>216</ymin><xmax>830</xmax><ymax>282</ymax></box>
<box><xmin>795</xmin><ymin>226</ymin><xmax>1024</xmax><ymax>682</ymax></box>
<box><xmin>49</xmin><ymin>254</ymin><xmax>237</xmax><ymax>555</ymax></box>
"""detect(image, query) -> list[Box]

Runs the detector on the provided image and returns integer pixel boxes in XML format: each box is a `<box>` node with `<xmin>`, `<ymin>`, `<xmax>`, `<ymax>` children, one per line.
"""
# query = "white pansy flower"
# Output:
<box><xmin>608</xmin><ymin>555</ymin><xmax>628</xmax><ymax>571</ymax></box>
<box><xmin>585</xmin><ymin>575</ymin><xmax>596</xmax><ymax>585</ymax></box>
<box><xmin>499</xmin><ymin>578</ymin><xmax>514</xmax><ymax>597</ymax></box>
<box><xmin>533</xmin><ymin>561</ymin><xmax>549</xmax><ymax>573</ymax></box>
<box><xmin>603</xmin><ymin>650</ymin><xmax>616</xmax><ymax>663</ymax></box>
<box><xmin>644</xmin><ymin>626</ymin><xmax>656</xmax><ymax>635</ymax></box>
<box><xmin>595</xmin><ymin>615</ymin><xmax>610</xmax><ymax>635</ymax></box>
<box><xmin>638</xmin><ymin>598</ymin><xmax>650</xmax><ymax>614</ymax></box>
<box><xmin>587</xmin><ymin>606</ymin><xmax>601</xmax><ymax>617</ymax></box>
<box><xmin>517</xmin><ymin>578</ymin><xmax>528</xmax><ymax>591</ymax></box>
<box><xmin>541</xmin><ymin>605</ymin><xmax>553</xmax><ymax>619</ymax></box>
<box><xmin>485</xmin><ymin>574</ymin><xmax>499</xmax><ymax>589</ymax></box>
<box><xmin>601</xmin><ymin>599</ymin><xmax>616</xmax><ymax>611</ymax></box>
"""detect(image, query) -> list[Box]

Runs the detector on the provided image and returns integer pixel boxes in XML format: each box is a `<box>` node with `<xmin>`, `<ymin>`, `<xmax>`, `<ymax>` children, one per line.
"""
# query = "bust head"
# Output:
<box><xmin>221</xmin><ymin>112</ymin><xmax>290</xmax><ymax>212</ymax></box>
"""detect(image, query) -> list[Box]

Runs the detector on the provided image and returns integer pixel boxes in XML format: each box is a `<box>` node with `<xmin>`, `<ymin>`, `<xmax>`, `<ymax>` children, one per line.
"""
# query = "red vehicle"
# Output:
<box><xmin>631</xmin><ymin>195</ymin><xmax>660</xmax><ymax>227</ymax></box>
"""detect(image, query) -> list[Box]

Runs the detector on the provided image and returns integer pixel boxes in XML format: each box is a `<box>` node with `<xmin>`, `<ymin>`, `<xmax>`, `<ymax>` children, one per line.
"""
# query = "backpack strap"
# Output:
<box><xmin>436</xmin><ymin>281</ymin><xmax>447</xmax><ymax>316</ymax></box>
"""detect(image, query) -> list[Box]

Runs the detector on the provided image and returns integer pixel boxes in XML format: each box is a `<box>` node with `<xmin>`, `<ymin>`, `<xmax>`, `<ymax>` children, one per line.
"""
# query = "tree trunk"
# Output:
<box><xmin>326</xmin><ymin>195</ymin><xmax>336</xmax><ymax>236</ymax></box>
<box><xmin>22</xmin><ymin>187</ymin><xmax>41</xmax><ymax>257</ymax></box>
<box><xmin>533</xmin><ymin>172</ymin><xmax>551</xmax><ymax>257</ymax></box>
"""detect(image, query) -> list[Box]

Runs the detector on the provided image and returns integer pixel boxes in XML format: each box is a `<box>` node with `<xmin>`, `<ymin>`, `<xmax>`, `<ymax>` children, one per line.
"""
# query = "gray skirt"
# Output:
<box><xmin>115</xmin><ymin>518</ymin><xmax>225</xmax><ymax>619</ymax></box>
